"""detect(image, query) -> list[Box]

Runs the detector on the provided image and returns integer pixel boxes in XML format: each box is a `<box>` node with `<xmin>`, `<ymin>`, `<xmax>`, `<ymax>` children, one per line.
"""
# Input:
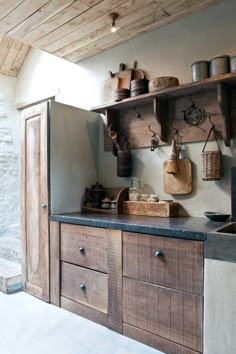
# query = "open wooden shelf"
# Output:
<box><xmin>91</xmin><ymin>72</ymin><xmax>236</xmax><ymax>148</ymax></box>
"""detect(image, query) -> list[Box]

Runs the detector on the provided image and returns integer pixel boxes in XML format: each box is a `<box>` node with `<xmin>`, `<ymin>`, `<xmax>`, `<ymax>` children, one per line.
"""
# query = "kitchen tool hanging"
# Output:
<box><xmin>163</xmin><ymin>139</ymin><xmax>192</xmax><ymax>194</ymax></box>
<box><xmin>183</xmin><ymin>96</ymin><xmax>203</xmax><ymax>127</ymax></box>
<box><xmin>201</xmin><ymin>117</ymin><xmax>222</xmax><ymax>181</ymax></box>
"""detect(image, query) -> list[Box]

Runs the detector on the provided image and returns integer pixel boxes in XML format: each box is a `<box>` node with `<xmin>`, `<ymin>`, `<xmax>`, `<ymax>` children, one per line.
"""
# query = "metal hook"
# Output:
<box><xmin>148</xmin><ymin>125</ymin><xmax>159</xmax><ymax>151</ymax></box>
<box><xmin>170</xmin><ymin>120</ymin><xmax>179</xmax><ymax>136</ymax></box>
<box><xmin>208</xmin><ymin>115</ymin><xmax>215</xmax><ymax>130</ymax></box>
<box><xmin>133</xmin><ymin>106</ymin><xmax>141</xmax><ymax>119</ymax></box>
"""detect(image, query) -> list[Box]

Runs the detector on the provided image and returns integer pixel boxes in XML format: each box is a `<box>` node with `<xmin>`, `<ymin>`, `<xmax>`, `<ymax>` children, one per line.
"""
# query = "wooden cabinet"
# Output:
<box><xmin>123</xmin><ymin>231</ymin><xmax>204</xmax><ymax>354</ymax></box>
<box><xmin>21</xmin><ymin>102</ymin><xmax>49</xmax><ymax>302</ymax></box>
<box><xmin>50</xmin><ymin>222</ymin><xmax>122</xmax><ymax>333</ymax></box>
<box><xmin>50</xmin><ymin>222</ymin><xmax>204</xmax><ymax>354</ymax></box>
<box><xmin>21</xmin><ymin>100</ymin><xmax>99</xmax><ymax>301</ymax></box>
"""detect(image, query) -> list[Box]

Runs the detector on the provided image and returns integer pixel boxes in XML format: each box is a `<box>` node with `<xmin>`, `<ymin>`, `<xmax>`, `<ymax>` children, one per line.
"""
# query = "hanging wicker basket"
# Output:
<box><xmin>201</xmin><ymin>125</ymin><xmax>222</xmax><ymax>181</ymax></box>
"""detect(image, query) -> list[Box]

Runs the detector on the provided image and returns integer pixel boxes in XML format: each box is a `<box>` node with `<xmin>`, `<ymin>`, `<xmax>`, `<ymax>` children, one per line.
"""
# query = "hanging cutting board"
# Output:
<box><xmin>115</xmin><ymin>63</ymin><xmax>133</xmax><ymax>90</ymax></box>
<box><xmin>163</xmin><ymin>159</ymin><xmax>192</xmax><ymax>194</ymax></box>
<box><xmin>100</xmin><ymin>71</ymin><xmax>119</xmax><ymax>104</ymax></box>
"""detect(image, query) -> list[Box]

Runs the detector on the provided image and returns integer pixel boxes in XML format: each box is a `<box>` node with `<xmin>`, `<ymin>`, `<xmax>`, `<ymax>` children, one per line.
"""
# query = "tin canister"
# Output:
<box><xmin>191</xmin><ymin>60</ymin><xmax>209</xmax><ymax>82</ymax></box>
<box><xmin>230</xmin><ymin>55</ymin><xmax>236</xmax><ymax>72</ymax></box>
<box><xmin>210</xmin><ymin>55</ymin><xmax>230</xmax><ymax>77</ymax></box>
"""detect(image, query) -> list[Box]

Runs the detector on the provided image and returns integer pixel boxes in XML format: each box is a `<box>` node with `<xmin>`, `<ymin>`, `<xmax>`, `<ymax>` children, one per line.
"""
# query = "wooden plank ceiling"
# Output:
<box><xmin>0</xmin><ymin>0</ymin><xmax>221</xmax><ymax>77</ymax></box>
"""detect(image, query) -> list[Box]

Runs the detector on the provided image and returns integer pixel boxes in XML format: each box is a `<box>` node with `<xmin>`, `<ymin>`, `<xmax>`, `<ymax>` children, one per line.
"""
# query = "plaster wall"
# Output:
<box><xmin>0</xmin><ymin>75</ymin><xmax>20</xmax><ymax>238</ymax></box>
<box><xmin>16</xmin><ymin>0</ymin><xmax>236</xmax><ymax>216</ymax></box>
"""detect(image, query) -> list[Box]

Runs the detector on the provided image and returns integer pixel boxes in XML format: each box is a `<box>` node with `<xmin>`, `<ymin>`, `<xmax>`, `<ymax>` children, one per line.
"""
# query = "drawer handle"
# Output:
<box><xmin>79</xmin><ymin>246</ymin><xmax>85</xmax><ymax>254</ymax></box>
<box><xmin>80</xmin><ymin>284</ymin><xmax>86</xmax><ymax>291</ymax></box>
<box><xmin>154</xmin><ymin>250</ymin><xmax>164</xmax><ymax>257</ymax></box>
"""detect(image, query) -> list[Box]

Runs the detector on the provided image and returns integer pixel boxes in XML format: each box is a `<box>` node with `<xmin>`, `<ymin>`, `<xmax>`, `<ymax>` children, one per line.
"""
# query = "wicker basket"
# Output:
<box><xmin>201</xmin><ymin>125</ymin><xmax>222</xmax><ymax>181</ymax></box>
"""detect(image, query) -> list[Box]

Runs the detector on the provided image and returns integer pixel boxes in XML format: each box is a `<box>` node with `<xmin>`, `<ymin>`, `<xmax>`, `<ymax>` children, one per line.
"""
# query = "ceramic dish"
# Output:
<box><xmin>204</xmin><ymin>211</ymin><xmax>230</xmax><ymax>222</ymax></box>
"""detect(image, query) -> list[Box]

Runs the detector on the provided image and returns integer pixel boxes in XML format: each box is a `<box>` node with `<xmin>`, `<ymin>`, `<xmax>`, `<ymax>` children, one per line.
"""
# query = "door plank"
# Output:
<box><xmin>123</xmin><ymin>278</ymin><xmax>203</xmax><ymax>352</ymax></box>
<box><xmin>8</xmin><ymin>0</ymin><xmax>77</xmax><ymax>39</ymax></box>
<box><xmin>21</xmin><ymin>102</ymin><xmax>49</xmax><ymax>302</ymax></box>
<box><xmin>25</xmin><ymin>0</ymin><xmax>127</xmax><ymax>47</ymax></box>
<box><xmin>0</xmin><ymin>0</ymin><xmax>50</xmax><ymax>34</ymax></box>
<box><xmin>47</xmin><ymin>0</ymin><xmax>175</xmax><ymax>55</ymax></box>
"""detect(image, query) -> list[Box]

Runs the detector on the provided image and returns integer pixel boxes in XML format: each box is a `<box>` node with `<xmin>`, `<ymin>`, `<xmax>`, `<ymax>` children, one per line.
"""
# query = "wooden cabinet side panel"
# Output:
<box><xmin>107</xmin><ymin>229</ymin><xmax>122</xmax><ymax>334</ymax></box>
<box><xmin>123</xmin><ymin>232</ymin><xmax>203</xmax><ymax>295</ymax></box>
<box><xmin>123</xmin><ymin>278</ymin><xmax>203</xmax><ymax>352</ymax></box>
<box><xmin>50</xmin><ymin>221</ymin><xmax>60</xmax><ymax>306</ymax></box>
<box><xmin>123</xmin><ymin>324</ymin><xmax>201</xmax><ymax>354</ymax></box>
<box><xmin>21</xmin><ymin>102</ymin><xmax>49</xmax><ymax>302</ymax></box>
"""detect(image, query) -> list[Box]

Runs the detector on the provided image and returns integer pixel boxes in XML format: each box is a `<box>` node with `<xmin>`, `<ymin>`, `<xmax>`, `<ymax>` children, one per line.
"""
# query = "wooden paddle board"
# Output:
<box><xmin>163</xmin><ymin>159</ymin><xmax>192</xmax><ymax>194</ymax></box>
<box><xmin>100</xmin><ymin>71</ymin><xmax>119</xmax><ymax>104</ymax></box>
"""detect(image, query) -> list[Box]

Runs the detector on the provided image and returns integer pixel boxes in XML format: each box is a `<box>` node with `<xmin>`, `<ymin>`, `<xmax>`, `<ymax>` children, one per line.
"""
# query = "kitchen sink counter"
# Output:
<box><xmin>49</xmin><ymin>212</ymin><xmax>227</xmax><ymax>241</ymax></box>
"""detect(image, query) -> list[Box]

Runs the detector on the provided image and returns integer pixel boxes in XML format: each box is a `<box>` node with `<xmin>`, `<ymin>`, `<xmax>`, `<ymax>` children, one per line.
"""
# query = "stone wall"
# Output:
<box><xmin>0</xmin><ymin>75</ymin><xmax>20</xmax><ymax>238</ymax></box>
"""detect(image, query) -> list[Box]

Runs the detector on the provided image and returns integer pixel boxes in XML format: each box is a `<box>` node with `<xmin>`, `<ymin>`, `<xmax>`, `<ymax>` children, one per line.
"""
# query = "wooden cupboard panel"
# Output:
<box><xmin>21</xmin><ymin>102</ymin><xmax>49</xmax><ymax>302</ymax></box>
<box><xmin>123</xmin><ymin>232</ymin><xmax>203</xmax><ymax>295</ymax></box>
<box><xmin>61</xmin><ymin>296</ymin><xmax>108</xmax><ymax>327</ymax></box>
<box><xmin>123</xmin><ymin>324</ymin><xmax>201</xmax><ymax>354</ymax></box>
<box><xmin>49</xmin><ymin>221</ymin><xmax>60</xmax><ymax>306</ymax></box>
<box><xmin>61</xmin><ymin>224</ymin><xmax>108</xmax><ymax>273</ymax></box>
<box><xmin>123</xmin><ymin>278</ymin><xmax>203</xmax><ymax>352</ymax></box>
<box><xmin>61</xmin><ymin>262</ymin><xmax>108</xmax><ymax>313</ymax></box>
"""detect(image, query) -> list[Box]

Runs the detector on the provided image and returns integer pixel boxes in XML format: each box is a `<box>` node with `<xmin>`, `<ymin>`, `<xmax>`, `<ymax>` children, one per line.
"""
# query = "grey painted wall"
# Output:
<box><xmin>16</xmin><ymin>0</ymin><xmax>236</xmax><ymax>216</ymax></box>
<box><xmin>0</xmin><ymin>74</ymin><xmax>20</xmax><ymax>238</ymax></box>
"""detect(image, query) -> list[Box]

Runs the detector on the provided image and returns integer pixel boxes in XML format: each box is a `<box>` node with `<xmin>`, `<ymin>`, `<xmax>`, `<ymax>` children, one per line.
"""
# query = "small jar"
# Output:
<box><xmin>140</xmin><ymin>193</ymin><xmax>149</xmax><ymax>201</ymax></box>
<box><xmin>230</xmin><ymin>55</ymin><xmax>236</xmax><ymax>73</ymax></box>
<box><xmin>129</xmin><ymin>177</ymin><xmax>143</xmax><ymax>201</ymax></box>
<box><xmin>210</xmin><ymin>55</ymin><xmax>230</xmax><ymax>77</ymax></box>
<box><xmin>101</xmin><ymin>197</ymin><xmax>111</xmax><ymax>209</ymax></box>
<box><xmin>191</xmin><ymin>60</ymin><xmax>209</xmax><ymax>82</ymax></box>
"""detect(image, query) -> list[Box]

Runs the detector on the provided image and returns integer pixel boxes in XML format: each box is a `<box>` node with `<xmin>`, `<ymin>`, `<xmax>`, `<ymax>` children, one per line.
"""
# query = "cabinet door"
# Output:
<box><xmin>21</xmin><ymin>102</ymin><xmax>49</xmax><ymax>302</ymax></box>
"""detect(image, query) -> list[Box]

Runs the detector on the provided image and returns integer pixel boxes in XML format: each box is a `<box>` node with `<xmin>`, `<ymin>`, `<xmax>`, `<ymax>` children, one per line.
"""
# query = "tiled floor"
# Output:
<box><xmin>0</xmin><ymin>291</ymin><xmax>164</xmax><ymax>354</ymax></box>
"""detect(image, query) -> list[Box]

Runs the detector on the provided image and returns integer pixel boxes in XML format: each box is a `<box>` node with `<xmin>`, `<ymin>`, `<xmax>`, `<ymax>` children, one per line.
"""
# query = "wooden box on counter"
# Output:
<box><xmin>123</xmin><ymin>201</ymin><xmax>179</xmax><ymax>217</ymax></box>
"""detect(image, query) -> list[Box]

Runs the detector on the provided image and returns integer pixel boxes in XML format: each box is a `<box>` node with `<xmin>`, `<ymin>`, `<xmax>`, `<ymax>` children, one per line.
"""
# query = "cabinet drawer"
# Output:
<box><xmin>123</xmin><ymin>232</ymin><xmax>203</xmax><ymax>295</ymax></box>
<box><xmin>123</xmin><ymin>277</ymin><xmax>203</xmax><ymax>352</ymax></box>
<box><xmin>61</xmin><ymin>224</ymin><xmax>108</xmax><ymax>273</ymax></box>
<box><xmin>61</xmin><ymin>262</ymin><xmax>108</xmax><ymax>313</ymax></box>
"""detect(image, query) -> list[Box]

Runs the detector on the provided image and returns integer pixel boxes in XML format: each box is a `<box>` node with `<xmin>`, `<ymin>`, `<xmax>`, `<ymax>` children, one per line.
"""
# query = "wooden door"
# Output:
<box><xmin>21</xmin><ymin>102</ymin><xmax>49</xmax><ymax>302</ymax></box>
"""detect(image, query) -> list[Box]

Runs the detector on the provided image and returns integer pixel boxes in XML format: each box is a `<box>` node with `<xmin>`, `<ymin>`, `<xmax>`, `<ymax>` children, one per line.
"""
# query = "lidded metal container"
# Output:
<box><xmin>230</xmin><ymin>55</ymin><xmax>236</xmax><ymax>73</ymax></box>
<box><xmin>210</xmin><ymin>54</ymin><xmax>230</xmax><ymax>77</ymax></box>
<box><xmin>191</xmin><ymin>60</ymin><xmax>209</xmax><ymax>82</ymax></box>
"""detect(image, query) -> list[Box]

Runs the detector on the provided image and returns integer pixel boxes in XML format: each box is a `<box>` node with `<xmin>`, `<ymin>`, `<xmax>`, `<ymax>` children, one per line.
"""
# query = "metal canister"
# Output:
<box><xmin>210</xmin><ymin>55</ymin><xmax>230</xmax><ymax>77</ymax></box>
<box><xmin>230</xmin><ymin>55</ymin><xmax>236</xmax><ymax>72</ymax></box>
<box><xmin>191</xmin><ymin>60</ymin><xmax>209</xmax><ymax>82</ymax></box>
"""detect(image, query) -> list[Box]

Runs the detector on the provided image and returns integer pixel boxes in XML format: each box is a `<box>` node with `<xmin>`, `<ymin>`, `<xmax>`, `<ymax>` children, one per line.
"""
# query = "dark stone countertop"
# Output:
<box><xmin>49</xmin><ymin>212</ymin><xmax>228</xmax><ymax>241</ymax></box>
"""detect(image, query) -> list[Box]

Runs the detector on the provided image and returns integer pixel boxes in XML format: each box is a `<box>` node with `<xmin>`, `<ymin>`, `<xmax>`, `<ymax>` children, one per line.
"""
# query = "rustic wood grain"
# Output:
<box><xmin>123</xmin><ymin>201</ymin><xmax>179</xmax><ymax>217</ymax></box>
<box><xmin>0</xmin><ymin>0</ymin><xmax>220</xmax><ymax>65</ymax></box>
<box><xmin>61</xmin><ymin>224</ymin><xmax>108</xmax><ymax>273</ymax></box>
<box><xmin>49</xmin><ymin>221</ymin><xmax>60</xmax><ymax>306</ymax></box>
<box><xmin>123</xmin><ymin>324</ymin><xmax>201</xmax><ymax>354</ymax></box>
<box><xmin>123</xmin><ymin>232</ymin><xmax>204</xmax><ymax>295</ymax></box>
<box><xmin>61</xmin><ymin>262</ymin><xmax>108</xmax><ymax>313</ymax></box>
<box><xmin>123</xmin><ymin>277</ymin><xmax>203</xmax><ymax>352</ymax></box>
<box><xmin>61</xmin><ymin>296</ymin><xmax>108</xmax><ymax>327</ymax></box>
<box><xmin>107</xmin><ymin>229</ymin><xmax>122</xmax><ymax>334</ymax></box>
<box><xmin>21</xmin><ymin>102</ymin><xmax>49</xmax><ymax>302</ymax></box>
<box><xmin>163</xmin><ymin>159</ymin><xmax>192</xmax><ymax>194</ymax></box>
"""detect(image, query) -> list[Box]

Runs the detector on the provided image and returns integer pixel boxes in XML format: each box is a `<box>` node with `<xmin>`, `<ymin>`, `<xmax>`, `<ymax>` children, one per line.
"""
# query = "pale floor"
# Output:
<box><xmin>0</xmin><ymin>291</ymin><xmax>164</xmax><ymax>354</ymax></box>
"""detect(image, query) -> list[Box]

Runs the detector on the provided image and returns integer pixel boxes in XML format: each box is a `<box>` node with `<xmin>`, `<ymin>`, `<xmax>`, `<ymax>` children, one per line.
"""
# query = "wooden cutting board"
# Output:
<box><xmin>163</xmin><ymin>159</ymin><xmax>192</xmax><ymax>194</ymax></box>
<box><xmin>100</xmin><ymin>71</ymin><xmax>119</xmax><ymax>104</ymax></box>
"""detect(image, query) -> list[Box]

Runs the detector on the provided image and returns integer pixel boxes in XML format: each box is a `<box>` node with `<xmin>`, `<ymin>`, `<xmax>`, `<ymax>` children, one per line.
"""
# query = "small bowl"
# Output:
<box><xmin>204</xmin><ymin>211</ymin><xmax>230</xmax><ymax>222</ymax></box>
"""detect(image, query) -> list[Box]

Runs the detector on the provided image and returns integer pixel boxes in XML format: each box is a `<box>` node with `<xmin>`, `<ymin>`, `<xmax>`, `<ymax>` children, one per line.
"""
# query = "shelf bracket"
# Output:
<box><xmin>217</xmin><ymin>82</ymin><xmax>231</xmax><ymax>146</ymax></box>
<box><xmin>153</xmin><ymin>97</ymin><xmax>168</xmax><ymax>142</ymax></box>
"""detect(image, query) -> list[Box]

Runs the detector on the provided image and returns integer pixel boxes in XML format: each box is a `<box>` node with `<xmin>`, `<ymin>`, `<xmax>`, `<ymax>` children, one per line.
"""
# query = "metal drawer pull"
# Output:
<box><xmin>79</xmin><ymin>246</ymin><xmax>85</xmax><ymax>253</ymax></box>
<box><xmin>154</xmin><ymin>250</ymin><xmax>164</xmax><ymax>257</ymax></box>
<box><xmin>80</xmin><ymin>284</ymin><xmax>86</xmax><ymax>290</ymax></box>
<box><xmin>41</xmin><ymin>203</ymin><xmax>47</xmax><ymax>208</ymax></box>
